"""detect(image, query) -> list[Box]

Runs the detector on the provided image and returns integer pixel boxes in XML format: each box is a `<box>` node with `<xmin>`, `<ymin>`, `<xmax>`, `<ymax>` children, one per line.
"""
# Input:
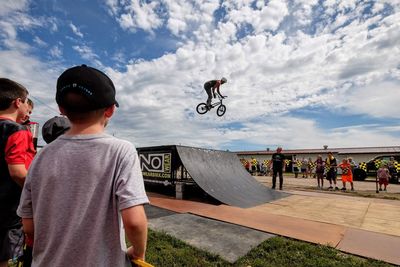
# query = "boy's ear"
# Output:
<box><xmin>13</xmin><ymin>98</ymin><xmax>23</xmax><ymax>109</ymax></box>
<box><xmin>104</xmin><ymin>105</ymin><xmax>115</xmax><ymax>118</ymax></box>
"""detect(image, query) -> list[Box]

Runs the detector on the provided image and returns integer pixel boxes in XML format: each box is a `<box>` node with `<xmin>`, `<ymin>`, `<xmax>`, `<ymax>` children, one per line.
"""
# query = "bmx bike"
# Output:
<box><xmin>196</xmin><ymin>95</ymin><xmax>227</xmax><ymax>117</ymax></box>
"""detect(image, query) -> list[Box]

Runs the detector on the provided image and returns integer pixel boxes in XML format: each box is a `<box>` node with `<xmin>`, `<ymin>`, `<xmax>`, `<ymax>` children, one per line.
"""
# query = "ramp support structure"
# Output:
<box><xmin>175</xmin><ymin>181</ymin><xmax>184</xmax><ymax>200</ymax></box>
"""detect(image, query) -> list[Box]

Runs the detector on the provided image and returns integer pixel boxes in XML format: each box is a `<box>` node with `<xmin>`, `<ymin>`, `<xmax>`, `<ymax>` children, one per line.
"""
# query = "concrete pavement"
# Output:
<box><xmin>256</xmin><ymin>174</ymin><xmax>400</xmax><ymax>193</ymax></box>
<box><xmin>147</xmin><ymin>177</ymin><xmax>400</xmax><ymax>265</ymax></box>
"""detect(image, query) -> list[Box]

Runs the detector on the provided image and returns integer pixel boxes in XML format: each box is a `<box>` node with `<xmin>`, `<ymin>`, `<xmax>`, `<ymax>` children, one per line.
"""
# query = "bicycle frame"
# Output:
<box><xmin>209</xmin><ymin>96</ymin><xmax>225</xmax><ymax>109</ymax></box>
<box><xmin>196</xmin><ymin>95</ymin><xmax>227</xmax><ymax>116</ymax></box>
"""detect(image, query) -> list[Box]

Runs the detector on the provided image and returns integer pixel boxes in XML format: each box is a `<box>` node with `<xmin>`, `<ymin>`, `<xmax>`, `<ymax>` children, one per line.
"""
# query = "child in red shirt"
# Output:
<box><xmin>338</xmin><ymin>158</ymin><xmax>354</xmax><ymax>191</ymax></box>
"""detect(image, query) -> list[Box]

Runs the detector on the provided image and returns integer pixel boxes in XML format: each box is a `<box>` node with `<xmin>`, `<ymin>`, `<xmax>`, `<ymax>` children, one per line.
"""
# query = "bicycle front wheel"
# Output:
<box><xmin>196</xmin><ymin>103</ymin><xmax>208</xmax><ymax>114</ymax></box>
<box><xmin>217</xmin><ymin>104</ymin><xmax>226</xmax><ymax>116</ymax></box>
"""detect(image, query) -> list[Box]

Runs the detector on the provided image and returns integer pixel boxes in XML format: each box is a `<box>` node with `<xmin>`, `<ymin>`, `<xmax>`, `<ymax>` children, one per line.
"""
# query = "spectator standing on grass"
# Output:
<box><xmin>257</xmin><ymin>161</ymin><xmax>261</xmax><ymax>175</ymax></box>
<box><xmin>270</xmin><ymin>147</ymin><xmax>285</xmax><ymax>190</ymax></box>
<box><xmin>252</xmin><ymin>157</ymin><xmax>258</xmax><ymax>175</ymax></box>
<box><xmin>293</xmin><ymin>156</ymin><xmax>300</xmax><ymax>178</ymax></box>
<box><xmin>388</xmin><ymin>156</ymin><xmax>397</xmax><ymax>167</ymax></box>
<box><xmin>325</xmin><ymin>152</ymin><xmax>339</xmax><ymax>190</ymax></box>
<box><xmin>0</xmin><ymin>79</ymin><xmax>35</xmax><ymax>267</ymax></box>
<box><xmin>245</xmin><ymin>160</ymin><xmax>251</xmax><ymax>173</ymax></box>
<box><xmin>314</xmin><ymin>155</ymin><xmax>325</xmax><ymax>189</ymax></box>
<box><xmin>387</xmin><ymin>156</ymin><xmax>398</xmax><ymax>181</ymax></box>
<box><xmin>261</xmin><ymin>162</ymin><xmax>266</xmax><ymax>176</ymax></box>
<box><xmin>338</xmin><ymin>158</ymin><xmax>354</xmax><ymax>191</ymax></box>
<box><xmin>377</xmin><ymin>163</ymin><xmax>390</xmax><ymax>191</ymax></box>
<box><xmin>307</xmin><ymin>157</ymin><xmax>314</xmax><ymax>178</ymax></box>
<box><xmin>301</xmin><ymin>157</ymin><xmax>308</xmax><ymax>178</ymax></box>
<box><xmin>17</xmin><ymin>65</ymin><xmax>149</xmax><ymax>267</ymax></box>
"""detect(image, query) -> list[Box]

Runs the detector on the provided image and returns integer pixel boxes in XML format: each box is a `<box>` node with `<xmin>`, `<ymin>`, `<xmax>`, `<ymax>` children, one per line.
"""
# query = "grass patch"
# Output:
<box><xmin>143</xmin><ymin>230</ymin><xmax>393</xmax><ymax>267</ymax></box>
<box><xmin>235</xmin><ymin>236</ymin><xmax>391</xmax><ymax>267</ymax></box>
<box><xmin>145</xmin><ymin>229</ymin><xmax>226</xmax><ymax>266</ymax></box>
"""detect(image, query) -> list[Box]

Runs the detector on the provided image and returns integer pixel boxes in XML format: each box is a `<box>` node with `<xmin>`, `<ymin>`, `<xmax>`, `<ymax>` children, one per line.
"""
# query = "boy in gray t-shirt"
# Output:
<box><xmin>17</xmin><ymin>65</ymin><xmax>149</xmax><ymax>267</ymax></box>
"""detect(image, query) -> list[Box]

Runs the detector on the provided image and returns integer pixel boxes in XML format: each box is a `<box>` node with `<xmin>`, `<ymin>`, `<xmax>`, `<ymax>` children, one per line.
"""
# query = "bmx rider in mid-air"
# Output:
<box><xmin>203</xmin><ymin>77</ymin><xmax>227</xmax><ymax>109</ymax></box>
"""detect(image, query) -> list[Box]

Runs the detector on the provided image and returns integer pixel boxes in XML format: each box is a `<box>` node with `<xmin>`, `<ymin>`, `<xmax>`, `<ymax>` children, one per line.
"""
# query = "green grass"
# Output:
<box><xmin>144</xmin><ymin>230</ymin><xmax>393</xmax><ymax>267</ymax></box>
<box><xmin>145</xmin><ymin>229</ymin><xmax>226</xmax><ymax>266</ymax></box>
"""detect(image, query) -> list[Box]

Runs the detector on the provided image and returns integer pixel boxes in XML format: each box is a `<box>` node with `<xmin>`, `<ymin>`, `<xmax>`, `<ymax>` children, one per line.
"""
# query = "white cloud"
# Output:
<box><xmin>99</xmin><ymin>0</ymin><xmax>400</xmax><ymax>150</ymax></box>
<box><xmin>292</xmin><ymin>0</ymin><xmax>318</xmax><ymax>27</ymax></box>
<box><xmin>218</xmin><ymin>116</ymin><xmax>400</xmax><ymax>150</ymax></box>
<box><xmin>69</xmin><ymin>22</ymin><xmax>84</xmax><ymax>38</ymax></box>
<box><xmin>111</xmin><ymin>50</ymin><xmax>126</xmax><ymax>64</ymax></box>
<box><xmin>116</xmin><ymin>0</ymin><xmax>163</xmax><ymax>33</ymax></box>
<box><xmin>223</xmin><ymin>0</ymin><xmax>288</xmax><ymax>34</ymax></box>
<box><xmin>0</xmin><ymin>0</ymin><xmax>29</xmax><ymax>16</ymax></box>
<box><xmin>333</xmin><ymin>80</ymin><xmax>400</xmax><ymax>119</ymax></box>
<box><xmin>72</xmin><ymin>45</ymin><xmax>103</xmax><ymax>68</ymax></box>
<box><xmin>256</xmin><ymin>0</ymin><xmax>289</xmax><ymax>32</ymax></box>
<box><xmin>1</xmin><ymin>0</ymin><xmax>400</xmax><ymax>149</ymax></box>
<box><xmin>47</xmin><ymin>17</ymin><xmax>59</xmax><ymax>32</ymax></box>
<box><xmin>163</xmin><ymin>0</ymin><xmax>219</xmax><ymax>37</ymax></box>
<box><xmin>33</xmin><ymin>36</ymin><xmax>47</xmax><ymax>47</ymax></box>
<box><xmin>104</xmin><ymin>0</ymin><xmax>119</xmax><ymax>16</ymax></box>
<box><xmin>49</xmin><ymin>45</ymin><xmax>63</xmax><ymax>58</ymax></box>
<box><xmin>0</xmin><ymin>1</ymin><xmax>45</xmax><ymax>52</ymax></box>
<box><xmin>0</xmin><ymin>50</ymin><xmax>62</xmax><ymax>138</ymax></box>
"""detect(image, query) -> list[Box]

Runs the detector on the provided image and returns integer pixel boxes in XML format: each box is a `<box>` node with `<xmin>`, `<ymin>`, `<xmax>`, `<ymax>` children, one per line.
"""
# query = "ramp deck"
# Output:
<box><xmin>138</xmin><ymin>145</ymin><xmax>288</xmax><ymax>208</ymax></box>
<box><xmin>176</xmin><ymin>146</ymin><xmax>288</xmax><ymax>208</ymax></box>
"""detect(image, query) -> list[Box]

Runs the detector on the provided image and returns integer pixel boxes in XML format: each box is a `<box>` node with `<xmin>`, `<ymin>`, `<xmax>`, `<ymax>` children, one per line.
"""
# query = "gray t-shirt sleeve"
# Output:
<box><xmin>17</xmin><ymin>169</ymin><xmax>33</xmax><ymax>218</ymax></box>
<box><xmin>115</xmin><ymin>145</ymin><xmax>149</xmax><ymax>210</ymax></box>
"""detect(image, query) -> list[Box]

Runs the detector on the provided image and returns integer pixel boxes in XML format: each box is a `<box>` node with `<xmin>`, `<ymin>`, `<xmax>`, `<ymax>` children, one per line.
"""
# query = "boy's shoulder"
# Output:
<box><xmin>0</xmin><ymin>118</ymin><xmax>27</xmax><ymax>133</ymax></box>
<box><xmin>42</xmin><ymin>134</ymin><xmax>136</xmax><ymax>154</ymax></box>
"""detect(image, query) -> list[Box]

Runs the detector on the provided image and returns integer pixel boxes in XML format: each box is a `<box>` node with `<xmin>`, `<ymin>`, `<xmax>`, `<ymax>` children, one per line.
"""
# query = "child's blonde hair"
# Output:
<box><xmin>380</xmin><ymin>161</ymin><xmax>388</xmax><ymax>168</ymax></box>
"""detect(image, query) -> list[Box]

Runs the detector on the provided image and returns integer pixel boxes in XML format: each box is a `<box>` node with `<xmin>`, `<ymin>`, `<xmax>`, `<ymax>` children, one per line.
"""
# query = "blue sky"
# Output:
<box><xmin>1</xmin><ymin>0</ymin><xmax>399</xmax><ymax>151</ymax></box>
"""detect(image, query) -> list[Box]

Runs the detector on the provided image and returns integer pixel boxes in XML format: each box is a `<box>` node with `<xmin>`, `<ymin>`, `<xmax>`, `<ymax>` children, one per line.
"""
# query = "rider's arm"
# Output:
<box><xmin>216</xmin><ymin>86</ymin><xmax>224</xmax><ymax>97</ymax></box>
<box><xmin>212</xmin><ymin>82</ymin><xmax>220</xmax><ymax>98</ymax></box>
<box><xmin>214</xmin><ymin>83</ymin><xmax>224</xmax><ymax>98</ymax></box>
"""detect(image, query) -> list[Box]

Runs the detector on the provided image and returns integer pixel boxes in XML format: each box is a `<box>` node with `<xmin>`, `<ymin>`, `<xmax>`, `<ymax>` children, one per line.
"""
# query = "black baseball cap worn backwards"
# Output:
<box><xmin>56</xmin><ymin>64</ymin><xmax>119</xmax><ymax>111</ymax></box>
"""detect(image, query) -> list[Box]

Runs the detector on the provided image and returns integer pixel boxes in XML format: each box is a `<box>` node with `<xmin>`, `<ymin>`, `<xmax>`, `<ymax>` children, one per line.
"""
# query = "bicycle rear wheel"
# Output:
<box><xmin>196</xmin><ymin>103</ymin><xmax>208</xmax><ymax>114</ymax></box>
<box><xmin>217</xmin><ymin>104</ymin><xmax>226</xmax><ymax>116</ymax></box>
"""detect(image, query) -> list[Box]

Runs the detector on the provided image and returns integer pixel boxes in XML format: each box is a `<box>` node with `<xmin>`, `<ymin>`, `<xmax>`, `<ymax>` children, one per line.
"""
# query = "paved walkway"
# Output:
<box><xmin>256</xmin><ymin>174</ymin><xmax>400</xmax><ymax>193</ymax></box>
<box><xmin>148</xmin><ymin>179</ymin><xmax>400</xmax><ymax>265</ymax></box>
<box><xmin>146</xmin><ymin>205</ymin><xmax>275</xmax><ymax>263</ymax></box>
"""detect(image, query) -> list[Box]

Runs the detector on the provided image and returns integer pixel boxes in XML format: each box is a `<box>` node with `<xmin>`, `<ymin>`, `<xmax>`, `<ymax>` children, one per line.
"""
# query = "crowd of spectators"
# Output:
<box><xmin>241</xmin><ymin>152</ymin><xmax>399</xmax><ymax>192</ymax></box>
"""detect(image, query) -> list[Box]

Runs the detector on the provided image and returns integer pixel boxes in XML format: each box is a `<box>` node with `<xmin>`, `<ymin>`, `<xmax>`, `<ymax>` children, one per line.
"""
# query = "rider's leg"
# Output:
<box><xmin>205</xmin><ymin>87</ymin><xmax>212</xmax><ymax>108</ymax></box>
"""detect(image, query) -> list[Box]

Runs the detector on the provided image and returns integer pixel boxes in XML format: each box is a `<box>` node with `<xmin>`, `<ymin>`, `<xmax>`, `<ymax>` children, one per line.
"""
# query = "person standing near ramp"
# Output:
<box><xmin>270</xmin><ymin>147</ymin><xmax>285</xmax><ymax>190</ymax></box>
<box><xmin>325</xmin><ymin>152</ymin><xmax>339</xmax><ymax>190</ymax></box>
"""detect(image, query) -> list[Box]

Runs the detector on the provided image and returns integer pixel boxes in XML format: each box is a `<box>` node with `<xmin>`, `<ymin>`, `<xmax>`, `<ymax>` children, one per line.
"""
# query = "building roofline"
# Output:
<box><xmin>235</xmin><ymin>146</ymin><xmax>400</xmax><ymax>155</ymax></box>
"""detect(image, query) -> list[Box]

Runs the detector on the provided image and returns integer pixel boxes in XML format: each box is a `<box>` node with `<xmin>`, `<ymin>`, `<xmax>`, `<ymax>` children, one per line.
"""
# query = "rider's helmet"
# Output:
<box><xmin>221</xmin><ymin>77</ymin><xmax>227</xmax><ymax>83</ymax></box>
